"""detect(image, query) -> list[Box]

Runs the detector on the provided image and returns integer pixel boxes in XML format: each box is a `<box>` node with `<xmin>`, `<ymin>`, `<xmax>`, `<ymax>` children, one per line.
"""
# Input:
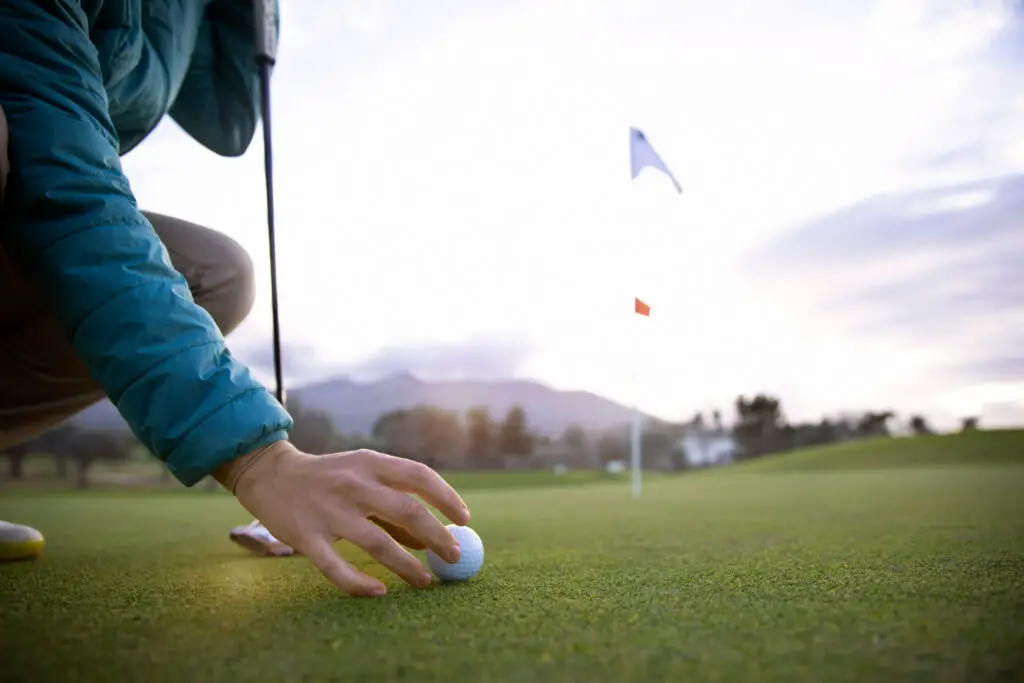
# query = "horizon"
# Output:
<box><xmin>122</xmin><ymin>0</ymin><xmax>1024</xmax><ymax>432</ymax></box>
<box><xmin>284</xmin><ymin>371</ymin><xmax>1000</xmax><ymax>431</ymax></box>
<box><xmin>78</xmin><ymin>369</ymin><xmax>999</xmax><ymax>435</ymax></box>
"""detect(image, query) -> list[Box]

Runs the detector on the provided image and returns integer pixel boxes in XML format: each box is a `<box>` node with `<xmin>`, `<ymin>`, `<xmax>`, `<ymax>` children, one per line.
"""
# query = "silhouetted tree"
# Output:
<box><xmin>732</xmin><ymin>393</ymin><xmax>789</xmax><ymax>458</ymax></box>
<box><xmin>465</xmin><ymin>406</ymin><xmax>495</xmax><ymax>465</ymax></box>
<box><xmin>596</xmin><ymin>429</ymin><xmax>628</xmax><ymax>466</ymax></box>
<box><xmin>960</xmin><ymin>416</ymin><xmax>979</xmax><ymax>432</ymax></box>
<box><xmin>64</xmin><ymin>429</ymin><xmax>133</xmax><ymax>489</ymax></box>
<box><xmin>641</xmin><ymin>424</ymin><xmax>685</xmax><ymax>471</ymax></box>
<box><xmin>790</xmin><ymin>419</ymin><xmax>842</xmax><ymax>449</ymax></box>
<box><xmin>909</xmin><ymin>415</ymin><xmax>932</xmax><ymax>436</ymax></box>
<box><xmin>857</xmin><ymin>411</ymin><xmax>895</xmax><ymax>438</ymax></box>
<box><xmin>373</xmin><ymin>409</ymin><xmax>419</xmax><ymax>460</ymax></box>
<box><xmin>44</xmin><ymin>424</ymin><xmax>83</xmax><ymax>478</ymax></box>
<box><xmin>0</xmin><ymin>441</ymin><xmax>31</xmax><ymax>480</ymax></box>
<box><xmin>498</xmin><ymin>405</ymin><xmax>533</xmax><ymax>458</ymax></box>
<box><xmin>288</xmin><ymin>398</ymin><xmax>342</xmax><ymax>454</ymax></box>
<box><xmin>559</xmin><ymin>424</ymin><xmax>588</xmax><ymax>466</ymax></box>
<box><xmin>414</xmin><ymin>406</ymin><xmax>463</xmax><ymax>467</ymax></box>
<box><xmin>373</xmin><ymin>405</ymin><xmax>463</xmax><ymax>467</ymax></box>
<box><xmin>1</xmin><ymin>423</ymin><xmax>84</xmax><ymax>481</ymax></box>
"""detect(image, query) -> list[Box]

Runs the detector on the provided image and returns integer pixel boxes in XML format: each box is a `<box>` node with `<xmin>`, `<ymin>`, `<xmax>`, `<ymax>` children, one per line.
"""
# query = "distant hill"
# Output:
<box><xmin>72</xmin><ymin>373</ymin><xmax>650</xmax><ymax>437</ymax></box>
<box><xmin>732</xmin><ymin>429</ymin><xmax>1024</xmax><ymax>473</ymax></box>
<box><xmin>291</xmin><ymin>373</ymin><xmax>647</xmax><ymax>436</ymax></box>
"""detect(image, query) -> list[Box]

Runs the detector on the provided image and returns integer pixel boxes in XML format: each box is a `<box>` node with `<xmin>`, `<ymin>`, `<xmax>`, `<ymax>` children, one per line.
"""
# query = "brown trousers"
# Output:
<box><xmin>0</xmin><ymin>105</ymin><xmax>256</xmax><ymax>450</ymax></box>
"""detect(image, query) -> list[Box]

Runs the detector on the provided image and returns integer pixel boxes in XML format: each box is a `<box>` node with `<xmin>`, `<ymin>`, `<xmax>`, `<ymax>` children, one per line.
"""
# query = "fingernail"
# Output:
<box><xmin>419</xmin><ymin>572</ymin><xmax>434</xmax><ymax>587</ymax></box>
<box><xmin>448</xmin><ymin>544</ymin><xmax>461</xmax><ymax>563</ymax></box>
<box><xmin>371</xmin><ymin>584</ymin><xmax>387</xmax><ymax>597</ymax></box>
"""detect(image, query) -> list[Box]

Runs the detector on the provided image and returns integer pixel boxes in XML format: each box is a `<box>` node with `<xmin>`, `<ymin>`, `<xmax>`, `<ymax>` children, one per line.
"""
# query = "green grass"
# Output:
<box><xmin>1</xmin><ymin>432</ymin><xmax>1023</xmax><ymax>682</ymax></box>
<box><xmin>735</xmin><ymin>428</ymin><xmax>1024</xmax><ymax>473</ymax></box>
<box><xmin>3</xmin><ymin>456</ymin><xmax>626</xmax><ymax>493</ymax></box>
<box><xmin>438</xmin><ymin>468</ymin><xmax>628</xmax><ymax>490</ymax></box>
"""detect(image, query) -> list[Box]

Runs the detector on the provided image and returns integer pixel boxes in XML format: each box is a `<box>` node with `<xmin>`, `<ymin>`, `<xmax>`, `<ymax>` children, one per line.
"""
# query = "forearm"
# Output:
<box><xmin>0</xmin><ymin>0</ymin><xmax>291</xmax><ymax>485</ymax></box>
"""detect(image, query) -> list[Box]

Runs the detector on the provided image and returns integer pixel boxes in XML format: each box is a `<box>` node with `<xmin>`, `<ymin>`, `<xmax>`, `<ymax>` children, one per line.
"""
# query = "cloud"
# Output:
<box><xmin>830</xmin><ymin>250</ymin><xmax>1022</xmax><ymax>344</ymax></box>
<box><xmin>231</xmin><ymin>334</ymin><xmax>536</xmax><ymax>387</ymax></box>
<box><xmin>339</xmin><ymin>336</ymin><xmax>536</xmax><ymax>382</ymax></box>
<box><xmin>230</xmin><ymin>337</ymin><xmax>328</xmax><ymax>384</ymax></box>
<box><xmin>946</xmin><ymin>16</ymin><xmax>1024</xmax><ymax>173</ymax></box>
<box><xmin>744</xmin><ymin>173</ymin><xmax>1024</xmax><ymax>390</ymax></box>
<box><xmin>860</xmin><ymin>1</ymin><xmax>1024</xmax><ymax>188</ymax></box>
<box><xmin>336</xmin><ymin>0</ymin><xmax>393</xmax><ymax>36</ymax></box>
<box><xmin>748</xmin><ymin>174</ymin><xmax>1024</xmax><ymax>269</ymax></box>
<box><xmin>952</xmin><ymin>357</ymin><xmax>1024</xmax><ymax>385</ymax></box>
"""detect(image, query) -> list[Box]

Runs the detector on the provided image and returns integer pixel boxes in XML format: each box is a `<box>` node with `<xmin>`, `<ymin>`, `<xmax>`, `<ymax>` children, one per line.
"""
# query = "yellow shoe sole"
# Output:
<box><xmin>0</xmin><ymin>538</ymin><xmax>45</xmax><ymax>562</ymax></box>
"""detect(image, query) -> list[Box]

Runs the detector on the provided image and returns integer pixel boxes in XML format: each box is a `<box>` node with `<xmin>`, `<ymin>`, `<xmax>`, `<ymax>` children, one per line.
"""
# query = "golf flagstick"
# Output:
<box><xmin>630</xmin><ymin>297</ymin><xmax>650</xmax><ymax>498</ymax></box>
<box><xmin>630</xmin><ymin>408</ymin><xmax>642</xmax><ymax>498</ymax></box>
<box><xmin>254</xmin><ymin>0</ymin><xmax>284</xmax><ymax>405</ymax></box>
<box><xmin>627</xmin><ymin>127</ymin><xmax>682</xmax><ymax>498</ymax></box>
<box><xmin>629</xmin><ymin>323</ymin><xmax>642</xmax><ymax>499</ymax></box>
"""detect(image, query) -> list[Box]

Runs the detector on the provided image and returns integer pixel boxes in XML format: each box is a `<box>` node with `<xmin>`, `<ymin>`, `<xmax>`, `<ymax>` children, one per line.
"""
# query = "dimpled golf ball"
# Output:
<box><xmin>426</xmin><ymin>524</ymin><xmax>483</xmax><ymax>582</ymax></box>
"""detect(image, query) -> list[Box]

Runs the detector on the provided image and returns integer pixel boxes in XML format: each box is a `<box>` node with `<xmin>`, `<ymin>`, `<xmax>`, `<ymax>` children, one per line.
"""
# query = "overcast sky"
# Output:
<box><xmin>122</xmin><ymin>0</ymin><xmax>1024</xmax><ymax>429</ymax></box>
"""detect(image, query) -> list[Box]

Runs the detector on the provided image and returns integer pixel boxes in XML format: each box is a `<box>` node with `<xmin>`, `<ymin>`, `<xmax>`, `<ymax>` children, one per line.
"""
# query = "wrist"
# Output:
<box><xmin>212</xmin><ymin>439</ymin><xmax>297</xmax><ymax>493</ymax></box>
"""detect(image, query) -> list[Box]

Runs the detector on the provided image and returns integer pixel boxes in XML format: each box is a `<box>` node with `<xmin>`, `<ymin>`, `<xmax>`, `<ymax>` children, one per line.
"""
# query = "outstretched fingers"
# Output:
<box><xmin>374</xmin><ymin>455</ymin><xmax>470</xmax><ymax>526</ymax></box>
<box><xmin>346</xmin><ymin>519</ymin><xmax>434</xmax><ymax>588</ymax></box>
<box><xmin>369</xmin><ymin>487</ymin><xmax>461</xmax><ymax>563</ymax></box>
<box><xmin>302</xmin><ymin>536</ymin><xmax>387</xmax><ymax>597</ymax></box>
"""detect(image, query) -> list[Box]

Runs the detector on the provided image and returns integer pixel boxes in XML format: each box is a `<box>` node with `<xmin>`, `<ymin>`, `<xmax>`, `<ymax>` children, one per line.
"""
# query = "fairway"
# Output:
<box><xmin>2</xmin><ymin>435</ymin><xmax>1023</xmax><ymax>682</ymax></box>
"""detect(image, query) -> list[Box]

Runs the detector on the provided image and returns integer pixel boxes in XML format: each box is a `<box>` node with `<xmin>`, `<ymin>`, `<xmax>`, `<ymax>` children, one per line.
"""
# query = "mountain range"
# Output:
<box><xmin>72</xmin><ymin>373</ymin><xmax>651</xmax><ymax>437</ymax></box>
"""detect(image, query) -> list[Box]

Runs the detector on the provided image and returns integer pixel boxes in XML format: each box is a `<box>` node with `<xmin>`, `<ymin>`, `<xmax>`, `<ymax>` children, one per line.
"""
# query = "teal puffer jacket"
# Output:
<box><xmin>0</xmin><ymin>0</ymin><xmax>292</xmax><ymax>486</ymax></box>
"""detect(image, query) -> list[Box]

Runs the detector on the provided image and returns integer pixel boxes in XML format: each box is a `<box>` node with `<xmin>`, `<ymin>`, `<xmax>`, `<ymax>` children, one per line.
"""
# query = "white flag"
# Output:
<box><xmin>629</xmin><ymin>127</ymin><xmax>682</xmax><ymax>193</ymax></box>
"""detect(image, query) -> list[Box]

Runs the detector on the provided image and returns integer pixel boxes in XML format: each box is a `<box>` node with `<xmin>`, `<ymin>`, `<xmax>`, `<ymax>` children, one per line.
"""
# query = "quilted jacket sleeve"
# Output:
<box><xmin>0</xmin><ymin>0</ymin><xmax>292</xmax><ymax>486</ymax></box>
<box><xmin>169</xmin><ymin>0</ymin><xmax>279</xmax><ymax>157</ymax></box>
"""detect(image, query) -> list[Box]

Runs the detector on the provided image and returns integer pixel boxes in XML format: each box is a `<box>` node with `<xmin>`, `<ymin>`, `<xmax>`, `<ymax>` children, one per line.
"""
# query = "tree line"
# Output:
<box><xmin>0</xmin><ymin>393</ymin><xmax>979</xmax><ymax>487</ymax></box>
<box><xmin>255</xmin><ymin>394</ymin><xmax>976</xmax><ymax>470</ymax></box>
<box><xmin>292</xmin><ymin>394</ymin><xmax>975</xmax><ymax>469</ymax></box>
<box><xmin>0</xmin><ymin>423</ymin><xmax>140</xmax><ymax>488</ymax></box>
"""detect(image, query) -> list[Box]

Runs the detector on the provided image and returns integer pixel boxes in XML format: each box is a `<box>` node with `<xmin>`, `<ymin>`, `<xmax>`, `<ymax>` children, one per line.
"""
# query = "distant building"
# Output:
<box><xmin>679</xmin><ymin>427</ymin><xmax>737</xmax><ymax>467</ymax></box>
<box><xmin>605</xmin><ymin>460</ymin><xmax>627</xmax><ymax>474</ymax></box>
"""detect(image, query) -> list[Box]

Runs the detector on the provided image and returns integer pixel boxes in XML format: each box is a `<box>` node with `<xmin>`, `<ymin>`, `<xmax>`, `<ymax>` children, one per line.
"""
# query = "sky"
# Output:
<box><xmin>121</xmin><ymin>0</ymin><xmax>1024</xmax><ymax>430</ymax></box>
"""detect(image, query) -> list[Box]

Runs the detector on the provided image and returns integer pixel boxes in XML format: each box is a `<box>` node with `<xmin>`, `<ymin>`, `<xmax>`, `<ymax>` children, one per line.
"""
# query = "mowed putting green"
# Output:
<box><xmin>1</xmin><ymin>431</ymin><xmax>1022</xmax><ymax>683</ymax></box>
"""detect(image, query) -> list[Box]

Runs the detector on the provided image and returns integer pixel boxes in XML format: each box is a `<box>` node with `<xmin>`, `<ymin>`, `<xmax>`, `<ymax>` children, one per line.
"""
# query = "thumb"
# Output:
<box><xmin>302</xmin><ymin>536</ymin><xmax>388</xmax><ymax>597</ymax></box>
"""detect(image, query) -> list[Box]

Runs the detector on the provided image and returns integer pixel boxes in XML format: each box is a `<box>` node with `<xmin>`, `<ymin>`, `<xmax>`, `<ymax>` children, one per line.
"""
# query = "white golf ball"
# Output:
<box><xmin>426</xmin><ymin>524</ymin><xmax>484</xmax><ymax>582</ymax></box>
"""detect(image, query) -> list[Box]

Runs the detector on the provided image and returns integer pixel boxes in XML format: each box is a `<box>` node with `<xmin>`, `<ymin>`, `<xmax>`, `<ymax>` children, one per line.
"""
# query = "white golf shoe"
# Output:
<box><xmin>0</xmin><ymin>520</ymin><xmax>45</xmax><ymax>562</ymax></box>
<box><xmin>229</xmin><ymin>520</ymin><xmax>295</xmax><ymax>557</ymax></box>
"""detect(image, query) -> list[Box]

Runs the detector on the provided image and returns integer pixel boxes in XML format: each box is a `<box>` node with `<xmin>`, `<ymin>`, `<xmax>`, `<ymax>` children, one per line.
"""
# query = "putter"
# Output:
<box><xmin>253</xmin><ymin>0</ymin><xmax>284</xmax><ymax>406</ymax></box>
<box><xmin>225</xmin><ymin>0</ymin><xmax>290</xmax><ymax>552</ymax></box>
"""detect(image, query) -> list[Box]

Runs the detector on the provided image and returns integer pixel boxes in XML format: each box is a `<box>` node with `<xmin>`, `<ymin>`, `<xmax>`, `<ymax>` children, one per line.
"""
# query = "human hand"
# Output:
<box><xmin>214</xmin><ymin>441</ymin><xmax>471</xmax><ymax>596</ymax></box>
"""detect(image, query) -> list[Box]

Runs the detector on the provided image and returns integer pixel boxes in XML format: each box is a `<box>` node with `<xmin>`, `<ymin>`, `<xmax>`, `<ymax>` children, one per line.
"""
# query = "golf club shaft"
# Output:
<box><xmin>254</xmin><ymin>0</ymin><xmax>284</xmax><ymax>405</ymax></box>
